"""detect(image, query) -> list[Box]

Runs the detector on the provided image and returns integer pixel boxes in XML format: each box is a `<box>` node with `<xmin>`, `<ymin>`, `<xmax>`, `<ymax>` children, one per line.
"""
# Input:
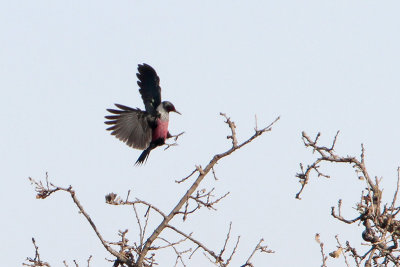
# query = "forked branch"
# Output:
<box><xmin>136</xmin><ymin>114</ymin><xmax>279</xmax><ymax>266</ymax></box>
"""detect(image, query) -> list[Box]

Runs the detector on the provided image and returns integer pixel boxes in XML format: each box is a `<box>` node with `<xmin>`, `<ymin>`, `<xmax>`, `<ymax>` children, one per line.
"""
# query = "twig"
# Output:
<box><xmin>241</xmin><ymin>239</ymin><xmax>274</xmax><ymax>267</ymax></box>
<box><xmin>29</xmin><ymin>180</ymin><xmax>132</xmax><ymax>266</ymax></box>
<box><xmin>219</xmin><ymin>222</ymin><xmax>233</xmax><ymax>259</ymax></box>
<box><xmin>331</xmin><ymin>200</ymin><xmax>361</xmax><ymax>224</ymax></box>
<box><xmin>315</xmin><ymin>234</ymin><xmax>327</xmax><ymax>267</ymax></box>
<box><xmin>166</xmin><ymin>224</ymin><xmax>219</xmax><ymax>260</ymax></box>
<box><xmin>87</xmin><ymin>255</ymin><xmax>92</xmax><ymax>267</ymax></box>
<box><xmin>175</xmin><ymin>169</ymin><xmax>197</xmax><ymax>184</ymax></box>
<box><xmin>225</xmin><ymin>236</ymin><xmax>240</xmax><ymax>266</ymax></box>
<box><xmin>23</xmin><ymin>238</ymin><xmax>51</xmax><ymax>267</ymax></box>
<box><xmin>390</xmin><ymin>168</ymin><xmax>400</xmax><ymax>214</ymax></box>
<box><xmin>133</xmin><ymin>205</ymin><xmax>144</xmax><ymax>248</ymax></box>
<box><xmin>335</xmin><ymin>235</ymin><xmax>350</xmax><ymax>267</ymax></box>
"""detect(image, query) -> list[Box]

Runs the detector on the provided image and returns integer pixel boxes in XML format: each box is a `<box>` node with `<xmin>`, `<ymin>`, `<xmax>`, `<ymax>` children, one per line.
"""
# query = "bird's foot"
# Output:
<box><xmin>164</xmin><ymin>132</ymin><xmax>184</xmax><ymax>150</ymax></box>
<box><xmin>163</xmin><ymin>142</ymin><xmax>178</xmax><ymax>151</ymax></box>
<box><xmin>168</xmin><ymin>131</ymin><xmax>185</xmax><ymax>141</ymax></box>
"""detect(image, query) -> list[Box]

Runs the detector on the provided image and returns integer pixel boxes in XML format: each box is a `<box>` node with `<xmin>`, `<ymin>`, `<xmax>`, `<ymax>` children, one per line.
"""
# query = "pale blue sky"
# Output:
<box><xmin>1</xmin><ymin>1</ymin><xmax>400</xmax><ymax>266</ymax></box>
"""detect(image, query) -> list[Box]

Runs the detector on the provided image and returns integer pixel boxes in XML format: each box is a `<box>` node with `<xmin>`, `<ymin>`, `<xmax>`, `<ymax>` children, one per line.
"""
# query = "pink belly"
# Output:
<box><xmin>152</xmin><ymin>119</ymin><xmax>169</xmax><ymax>141</ymax></box>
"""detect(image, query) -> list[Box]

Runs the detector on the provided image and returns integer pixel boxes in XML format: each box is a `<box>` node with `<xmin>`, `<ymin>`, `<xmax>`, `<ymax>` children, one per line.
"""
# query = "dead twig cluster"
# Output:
<box><xmin>298</xmin><ymin>131</ymin><xmax>400</xmax><ymax>266</ymax></box>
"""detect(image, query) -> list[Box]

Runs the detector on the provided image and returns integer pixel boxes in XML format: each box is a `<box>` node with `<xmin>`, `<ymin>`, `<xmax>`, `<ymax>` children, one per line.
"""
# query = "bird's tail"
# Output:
<box><xmin>135</xmin><ymin>146</ymin><xmax>153</xmax><ymax>165</ymax></box>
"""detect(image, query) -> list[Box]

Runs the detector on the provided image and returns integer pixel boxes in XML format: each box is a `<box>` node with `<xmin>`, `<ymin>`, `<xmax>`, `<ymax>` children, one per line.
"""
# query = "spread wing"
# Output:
<box><xmin>137</xmin><ymin>63</ymin><xmax>161</xmax><ymax>114</ymax></box>
<box><xmin>105</xmin><ymin>104</ymin><xmax>152</xmax><ymax>150</ymax></box>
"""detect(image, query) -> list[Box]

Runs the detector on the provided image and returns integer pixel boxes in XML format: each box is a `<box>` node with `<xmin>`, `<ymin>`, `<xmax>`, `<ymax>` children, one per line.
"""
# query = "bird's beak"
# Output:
<box><xmin>174</xmin><ymin>110</ymin><xmax>181</xmax><ymax>115</ymax></box>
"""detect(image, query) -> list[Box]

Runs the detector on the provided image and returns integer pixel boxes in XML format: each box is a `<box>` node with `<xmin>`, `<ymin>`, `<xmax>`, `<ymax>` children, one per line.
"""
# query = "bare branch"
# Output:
<box><xmin>86</xmin><ymin>255</ymin><xmax>92</xmax><ymax>267</ymax></box>
<box><xmin>23</xmin><ymin>238</ymin><xmax>51</xmax><ymax>267</ymax></box>
<box><xmin>219</xmin><ymin>222</ymin><xmax>233</xmax><ymax>259</ymax></box>
<box><xmin>389</xmin><ymin>168</ymin><xmax>400</xmax><ymax>214</ymax></box>
<box><xmin>166</xmin><ymin>224</ymin><xmax>219</xmax><ymax>261</ymax></box>
<box><xmin>334</xmin><ymin>235</ymin><xmax>350</xmax><ymax>267</ymax></box>
<box><xmin>175</xmin><ymin>169</ymin><xmax>198</xmax><ymax>184</ymax></box>
<box><xmin>225</xmin><ymin>236</ymin><xmax>240</xmax><ymax>266</ymax></box>
<box><xmin>29</xmin><ymin>179</ymin><xmax>131</xmax><ymax>266</ymax></box>
<box><xmin>136</xmin><ymin>114</ymin><xmax>279</xmax><ymax>266</ymax></box>
<box><xmin>211</xmin><ymin>167</ymin><xmax>218</xmax><ymax>181</ymax></box>
<box><xmin>331</xmin><ymin>199</ymin><xmax>361</xmax><ymax>224</ymax></box>
<box><xmin>296</xmin><ymin>131</ymin><xmax>375</xmax><ymax>199</ymax></box>
<box><xmin>29</xmin><ymin>114</ymin><xmax>279</xmax><ymax>267</ymax></box>
<box><xmin>315</xmin><ymin>234</ymin><xmax>328</xmax><ymax>267</ymax></box>
<box><xmin>220</xmin><ymin>113</ymin><xmax>238</xmax><ymax>147</ymax></box>
<box><xmin>299</xmin><ymin>131</ymin><xmax>400</xmax><ymax>266</ymax></box>
<box><xmin>157</xmin><ymin>237</ymin><xmax>189</xmax><ymax>267</ymax></box>
<box><xmin>241</xmin><ymin>239</ymin><xmax>274</xmax><ymax>267</ymax></box>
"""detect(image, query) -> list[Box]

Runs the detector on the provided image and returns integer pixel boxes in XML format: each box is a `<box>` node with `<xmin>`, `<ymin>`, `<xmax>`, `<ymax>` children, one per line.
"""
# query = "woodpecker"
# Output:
<box><xmin>105</xmin><ymin>63</ymin><xmax>181</xmax><ymax>165</ymax></box>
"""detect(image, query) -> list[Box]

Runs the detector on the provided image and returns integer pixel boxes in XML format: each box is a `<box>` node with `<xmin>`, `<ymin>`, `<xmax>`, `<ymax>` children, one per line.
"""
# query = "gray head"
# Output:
<box><xmin>161</xmin><ymin>101</ymin><xmax>181</xmax><ymax>115</ymax></box>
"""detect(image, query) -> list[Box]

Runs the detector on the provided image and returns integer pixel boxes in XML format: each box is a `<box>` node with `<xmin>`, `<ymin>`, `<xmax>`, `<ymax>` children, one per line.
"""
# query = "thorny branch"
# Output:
<box><xmin>29</xmin><ymin>114</ymin><xmax>279</xmax><ymax>266</ymax></box>
<box><xmin>297</xmin><ymin>131</ymin><xmax>400</xmax><ymax>266</ymax></box>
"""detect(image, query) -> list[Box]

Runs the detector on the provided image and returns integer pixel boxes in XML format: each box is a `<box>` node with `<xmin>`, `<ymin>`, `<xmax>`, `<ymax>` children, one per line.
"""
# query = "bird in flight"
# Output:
<box><xmin>105</xmin><ymin>63</ymin><xmax>181</xmax><ymax>165</ymax></box>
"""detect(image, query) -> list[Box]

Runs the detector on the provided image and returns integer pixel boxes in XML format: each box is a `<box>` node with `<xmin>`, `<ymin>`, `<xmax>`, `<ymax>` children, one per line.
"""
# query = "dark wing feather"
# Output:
<box><xmin>105</xmin><ymin>104</ymin><xmax>152</xmax><ymax>150</ymax></box>
<box><xmin>137</xmin><ymin>63</ymin><xmax>161</xmax><ymax>114</ymax></box>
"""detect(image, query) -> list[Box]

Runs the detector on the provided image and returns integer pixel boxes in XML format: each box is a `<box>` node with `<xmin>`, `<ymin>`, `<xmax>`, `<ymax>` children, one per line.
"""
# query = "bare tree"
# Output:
<box><xmin>297</xmin><ymin>131</ymin><xmax>400</xmax><ymax>267</ymax></box>
<box><xmin>25</xmin><ymin>113</ymin><xmax>279</xmax><ymax>267</ymax></box>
